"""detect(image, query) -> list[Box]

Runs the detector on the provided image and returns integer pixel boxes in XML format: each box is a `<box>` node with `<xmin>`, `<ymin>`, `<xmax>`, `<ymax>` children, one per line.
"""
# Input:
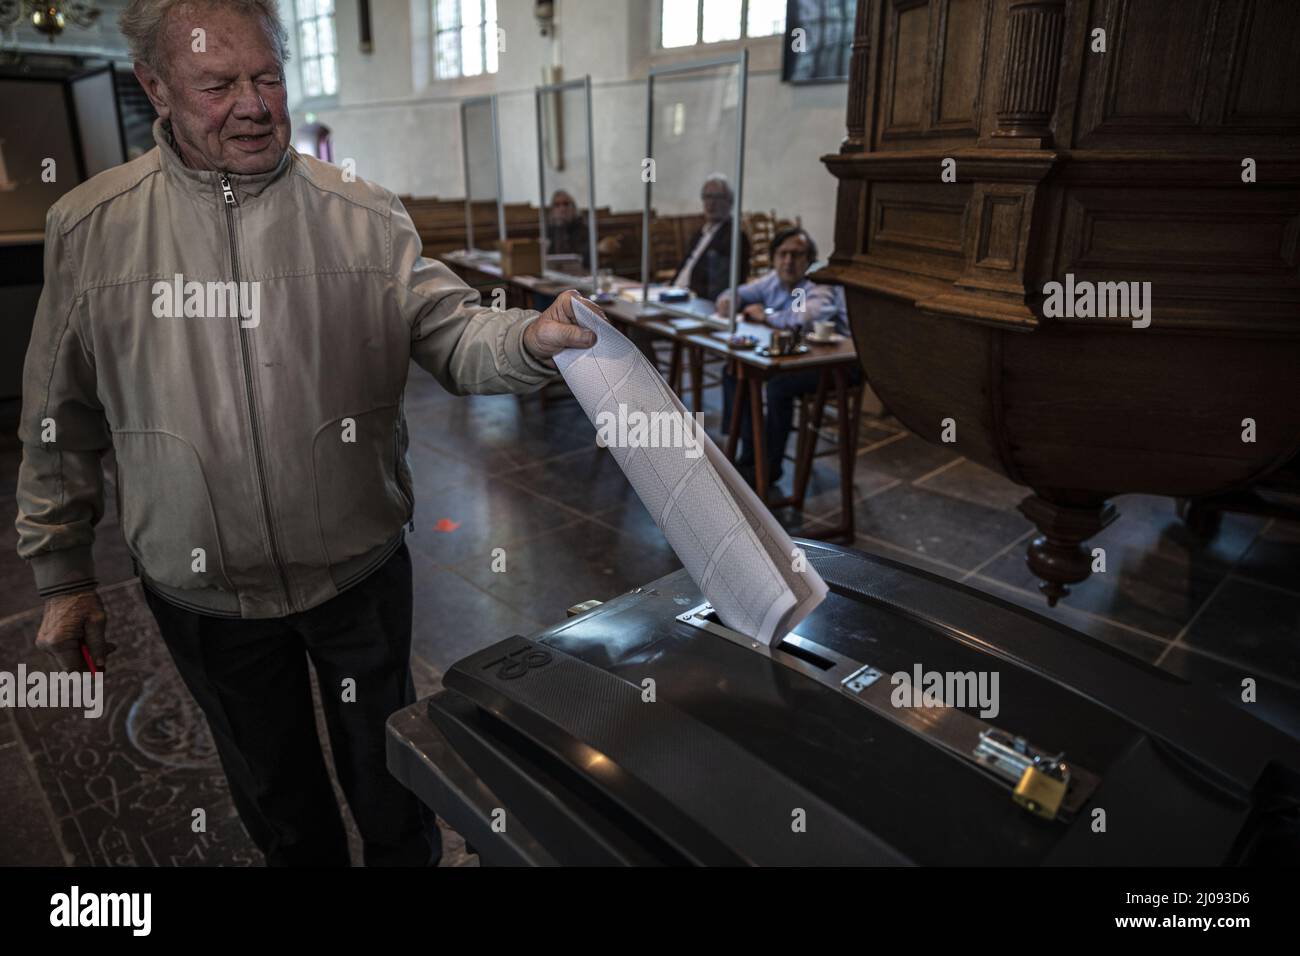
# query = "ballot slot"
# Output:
<box><xmin>772</xmin><ymin>635</ymin><xmax>836</xmax><ymax>672</ymax></box>
<box><xmin>692</xmin><ymin>606</ymin><xmax>835</xmax><ymax>670</ymax></box>
<box><xmin>676</xmin><ymin>602</ymin><xmax>863</xmax><ymax>684</ymax></box>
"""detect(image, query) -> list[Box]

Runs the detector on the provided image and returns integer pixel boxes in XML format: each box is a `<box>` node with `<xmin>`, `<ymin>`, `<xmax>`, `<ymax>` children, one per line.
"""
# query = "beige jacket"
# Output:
<box><xmin>16</xmin><ymin>120</ymin><xmax>556</xmax><ymax>618</ymax></box>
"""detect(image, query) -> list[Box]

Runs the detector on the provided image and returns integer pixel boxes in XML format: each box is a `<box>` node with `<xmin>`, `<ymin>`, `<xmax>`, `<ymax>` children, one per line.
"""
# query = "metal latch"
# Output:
<box><xmin>842</xmin><ymin>664</ymin><xmax>883</xmax><ymax>694</ymax></box>
<box><xmin>566</xmin><ymin>599</ymin><xmax>603</xmax><ymax>618</ymax></box>
<box><xmin>974</xmin><ymin>728</ymin><xmax>1072</xmax><ymax>821</ymax></box>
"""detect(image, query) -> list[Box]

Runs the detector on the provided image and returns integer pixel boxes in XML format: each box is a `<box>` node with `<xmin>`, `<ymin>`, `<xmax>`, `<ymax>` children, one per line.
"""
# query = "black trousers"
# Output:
<box><xmin>142</xmin><ymin>542</ymin><xmax>440</xmax><ymax>867</ymax></box>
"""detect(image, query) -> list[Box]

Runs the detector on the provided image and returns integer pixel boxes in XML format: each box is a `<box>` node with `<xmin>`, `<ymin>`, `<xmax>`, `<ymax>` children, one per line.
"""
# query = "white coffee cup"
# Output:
<box><xmin>813</xmin><ymin>319</ymin><xmax>836</xmax><ymax>339</ymax></box>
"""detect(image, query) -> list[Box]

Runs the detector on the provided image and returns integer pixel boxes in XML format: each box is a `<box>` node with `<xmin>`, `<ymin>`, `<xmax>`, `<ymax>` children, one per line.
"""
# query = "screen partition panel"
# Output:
<box><xmin>535</xmin><ymin>75</ymin><xmax>598</xmax><ymax>287</ymax></box>
<box><xmin>460</xmin><ymin>95</ymin><xmax>506</xmax><ymax>254</ymax></box>
<box><xmin>643</xmin><ymin>50</ymin><xmax>749</xmax><ymax>332</ymax></box>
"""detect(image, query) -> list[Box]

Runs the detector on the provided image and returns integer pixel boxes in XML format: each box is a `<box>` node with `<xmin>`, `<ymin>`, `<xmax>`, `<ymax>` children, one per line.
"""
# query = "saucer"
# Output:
<box><xmin>805</xmin><ymin>332</ymin><xmax>844</xmax><ymax>344</ymax></box>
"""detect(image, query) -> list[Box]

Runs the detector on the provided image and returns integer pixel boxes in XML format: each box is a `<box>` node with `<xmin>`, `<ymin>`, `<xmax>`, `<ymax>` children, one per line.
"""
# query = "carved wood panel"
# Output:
<box><xmin>1076</xmin><ymin>0</ymin><xmax>1300</xmax><ymax>146</ymax></box>
<box><xmin>864</xmin><ymin>181</ymin><xmax>972</xmax><ymax>278</ymax></box>
<box><xmin>934</xmin><ymin>0</ymin><xmax>990</xmax><ymax>130</ymax></box>
<box><xmin>1052</xmin><ymin>187</ymin><xmax>1300</xmax><ymax>330</ymax></box>
<box><xmin>973</xmin><ymin>189</ymin><xmax>1026</xmax><ymax>271</ymax></box>
<box><xmin>1221</xmin><ymin>0</ymin><xmax>1300</xmax><ymax>128</ymax></box>
<box><xmin>882</xmin><ymin>0</ymin><xmax>931</xmax><ymax>134</ymax></box>
<box><xmin>876</xmin><ymin>0</ymin><xmax>992</xmax><ymax>146</ymax></box>
<box><xmin>1101</xmin><ymin>0</ymin><xmax>1218</xmax><ymax>128</ymax></box>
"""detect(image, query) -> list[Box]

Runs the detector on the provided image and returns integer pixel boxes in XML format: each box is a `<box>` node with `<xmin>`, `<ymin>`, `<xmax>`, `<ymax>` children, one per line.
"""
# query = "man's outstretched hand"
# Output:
<box><xmin>523</xmin><ymin>290</ymin><xmax>602</xmax><ymax>367</ymax></box>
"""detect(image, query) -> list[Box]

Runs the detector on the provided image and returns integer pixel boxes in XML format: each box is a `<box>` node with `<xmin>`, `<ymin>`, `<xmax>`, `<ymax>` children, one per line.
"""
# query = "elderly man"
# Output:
<box><xmin>15</xmin><ymin>0</ymin><xmax>597</xmax><ymax>867</ymax></box>
<box><xmin>671</xmin><ymin>173</ymin><xmax>751</xmax><ymax>301</ymax></box>
<box><xmin>717</xmin><ymin>227</ymin><xmax>856</xmax><ymax>487</ymax></box>
<box><xmin>546</xmin><ymin>189</ymin><xmax>590</xmax><ymax>268</ymax></box>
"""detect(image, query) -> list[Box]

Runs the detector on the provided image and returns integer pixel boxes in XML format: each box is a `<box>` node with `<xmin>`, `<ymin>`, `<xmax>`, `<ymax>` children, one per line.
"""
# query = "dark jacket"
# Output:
<box><xmin>547</xmin><ymin>215</ymin><xmax>590</xmax><ymax>269</ymax></box>
<box><xmin>676</xmin><ymin>219</ymin><xmax>751</xmax><ymax>301</ymax></box>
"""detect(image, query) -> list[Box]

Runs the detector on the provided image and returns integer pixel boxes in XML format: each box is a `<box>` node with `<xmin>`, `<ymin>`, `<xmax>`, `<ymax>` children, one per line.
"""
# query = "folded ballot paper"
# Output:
<box><xmin>554</xmin><ymin>300</ymin><xmax>828</xmax><ymax>646</ymax></box>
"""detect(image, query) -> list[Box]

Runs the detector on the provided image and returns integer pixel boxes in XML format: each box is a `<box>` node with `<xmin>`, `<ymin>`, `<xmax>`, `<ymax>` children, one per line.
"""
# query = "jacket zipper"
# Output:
<box><xmin>221</xmin><ymin>173</ymin><xmax>293</xmax><ymax>609</ymax></box>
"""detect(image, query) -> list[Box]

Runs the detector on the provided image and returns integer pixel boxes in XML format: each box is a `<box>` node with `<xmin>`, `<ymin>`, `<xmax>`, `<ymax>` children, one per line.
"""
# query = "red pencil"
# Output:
<box><xmin>80</xmin><ymin>643</ymin><xmax>98</xmax><ymax>675</ymax></box>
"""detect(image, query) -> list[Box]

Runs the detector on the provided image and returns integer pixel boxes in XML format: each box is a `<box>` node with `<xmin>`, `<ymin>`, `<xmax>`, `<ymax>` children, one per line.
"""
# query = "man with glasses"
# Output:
<box><xmin>716</xmin><ymin>227</ymin><xmax>856</xmax><ymax>487</ymax></box>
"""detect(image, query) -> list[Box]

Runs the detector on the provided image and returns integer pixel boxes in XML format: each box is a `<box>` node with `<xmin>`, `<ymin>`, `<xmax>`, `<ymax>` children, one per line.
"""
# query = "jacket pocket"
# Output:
<box><xmin>114</xmin><ymin>431</ymin><xmax>232</xmax><ymax>591</ymax></box>
<box><xmin>312</xmin><ymin>405</ymin><xmax>411</xmax><ymax>567</ymax></box>
<box><xmin>394</xmin><ymin>405</ymin><xmax>415</xmax><ymax>520</ymax></box>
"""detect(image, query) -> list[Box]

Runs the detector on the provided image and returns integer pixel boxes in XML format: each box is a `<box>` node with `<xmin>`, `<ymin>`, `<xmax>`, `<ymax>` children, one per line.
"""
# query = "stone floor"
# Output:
<box><xmin>1</xmin><ymin>364</ymin><xmax>1297</xmax><ymax>865</ymax></box>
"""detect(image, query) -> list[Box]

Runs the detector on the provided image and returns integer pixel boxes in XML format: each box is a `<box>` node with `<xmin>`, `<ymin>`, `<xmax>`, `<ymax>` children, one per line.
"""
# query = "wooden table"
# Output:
<box><xmin>685</xmin><ymin>321</ymin><xmax>861</xmax><ymax>541</ymax></box>
<box><xmin>437</xmin><ymin>249</ymin><xmax>594</xmax><ymax>306</ymax></box>
<box><xmin>440</xmin><ymin>251</ymin><xmax>721</xmax><ymax>406</ymax></box>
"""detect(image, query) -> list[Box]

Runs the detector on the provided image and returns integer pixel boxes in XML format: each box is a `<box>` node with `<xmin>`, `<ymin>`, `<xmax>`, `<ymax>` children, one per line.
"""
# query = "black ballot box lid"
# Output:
<box><xmin>387</xmin><ymin>540</ymin><xmax>1300</xmax><ymax>866</ymax></box>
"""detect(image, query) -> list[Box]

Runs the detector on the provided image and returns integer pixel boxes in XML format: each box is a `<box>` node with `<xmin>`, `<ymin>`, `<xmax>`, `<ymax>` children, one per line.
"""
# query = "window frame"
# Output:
<box><xmin>433</xmin><ymin>0</ymin><xmax>500</xmax><ymax>81</ymax></box>
<box><xmin>659</xmin><ymin>0</ymin><xmax>787</xmax><ymax>50</ymax></box>
<box><xmin>293</xmin><ymin>0</ymin><xmax>339</xmax><ymax>101</ymax></box>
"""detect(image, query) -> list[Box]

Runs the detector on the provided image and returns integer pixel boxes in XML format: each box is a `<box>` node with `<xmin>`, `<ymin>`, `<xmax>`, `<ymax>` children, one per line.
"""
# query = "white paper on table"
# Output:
<box><xmin>553</xmin><ymin>300</ymin><xmax>828</xmax><ymax>645</ymax></box>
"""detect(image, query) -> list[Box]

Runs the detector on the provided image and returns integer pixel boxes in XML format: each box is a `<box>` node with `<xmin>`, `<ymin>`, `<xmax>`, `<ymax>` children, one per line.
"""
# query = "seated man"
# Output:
<box><xmin>672</xmin><ymin>173</ymin><xmax>751</xmax><ymax>301</ymax></box>
<box><xmin>717</xmin><ymin>227</ymin><xmax>858</xmax><ymax>486</ymax></box>
<box><xmin>546</xmin><ymin>189</ymin><xmax>591</xmax><ymax>270</ymax></box>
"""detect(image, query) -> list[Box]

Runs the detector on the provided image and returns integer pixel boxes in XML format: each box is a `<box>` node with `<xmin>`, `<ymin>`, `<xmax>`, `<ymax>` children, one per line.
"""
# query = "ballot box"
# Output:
<box><xmin>498</xmin><ymin>238</ymin><xmax>543</xmax><ymax>278</ymax></box>
<box><xmin>386</xmin><ymin>540</ymin><xmax>1300</xmax><ymax>866</ymax></box>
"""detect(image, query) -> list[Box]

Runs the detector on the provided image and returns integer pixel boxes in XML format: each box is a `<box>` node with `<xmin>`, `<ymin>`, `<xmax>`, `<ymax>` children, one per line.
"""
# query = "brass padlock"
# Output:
<box><xmin>1013</xmin><ymin>764</ymin><xmax>1068</xmax><ymax>820</ymax></box>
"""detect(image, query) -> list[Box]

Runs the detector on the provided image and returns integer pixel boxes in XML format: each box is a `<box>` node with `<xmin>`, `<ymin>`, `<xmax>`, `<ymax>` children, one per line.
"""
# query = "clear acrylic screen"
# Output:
<box><xmin>538</xmin><ymin>83</ymin><xmax>595</xmax><ymax>279</ymax></box>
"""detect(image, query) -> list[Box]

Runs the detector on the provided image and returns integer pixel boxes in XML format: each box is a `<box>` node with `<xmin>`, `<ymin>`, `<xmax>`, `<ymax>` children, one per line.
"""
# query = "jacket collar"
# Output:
<box><xmin>152</xmin><ymin>117</ymin><xmax>293</xmax><ymax>200</ymax></box>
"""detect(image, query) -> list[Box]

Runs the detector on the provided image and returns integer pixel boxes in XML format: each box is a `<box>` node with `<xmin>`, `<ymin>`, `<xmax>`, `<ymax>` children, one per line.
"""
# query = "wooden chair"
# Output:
<box><xmin>785</xmin><ymin>375</ymin><xmax>868</xmax><ymax>513</ymax></box>
<box><xmin>744</xmin><ymin>210</ymin><xmax>777</xmax><ymax>275</ymax></box>
<box><xmin>650</xmin><ymin>218</ymin><xmax>683</xmax><ymax>283</ymax></box>
<box><xmin>637</xmin><ymin>217</ymin><xmax>689</xmax><ymax>381</ymax></box>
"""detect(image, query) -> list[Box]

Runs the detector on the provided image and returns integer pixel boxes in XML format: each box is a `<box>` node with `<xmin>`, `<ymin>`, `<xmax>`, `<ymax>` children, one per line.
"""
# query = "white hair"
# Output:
<box><xmin>120</xmin><ymin>0</ymin><xmax>290</xmax><ymax>75</ymax></box>
<box><xmin>702</xmin><ymin>172</ymin><xmax>734</xmax><ymax>202</ymax></box>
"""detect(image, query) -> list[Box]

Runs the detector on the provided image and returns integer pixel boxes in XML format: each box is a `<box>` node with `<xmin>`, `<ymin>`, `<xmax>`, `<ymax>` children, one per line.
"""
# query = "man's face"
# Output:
<box><xmin>135</xmin><ymin>2</ymin><xmax>290</xmax><ymax>174</ymax></box>
<box><xmin>549</xmin><ymin>192</ymin><xmax>576</xmax><ymax>225</ymax></box>
<box><xmin>701</xmin><ymin>181</ymin><xmax>732</xmax><ymax>223</ymax></box>
<box><xmin>774</xmin><ymin>235</ymin><xmax>812</xmax><ymax>286</ymax></box>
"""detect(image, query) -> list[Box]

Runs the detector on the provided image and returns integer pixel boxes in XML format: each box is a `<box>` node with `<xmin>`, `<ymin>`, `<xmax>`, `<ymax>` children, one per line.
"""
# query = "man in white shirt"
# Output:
<box><xmin>672</xmin><ymin>174</ymin><xmax>751</xmax><ymax>301</ymax></box>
